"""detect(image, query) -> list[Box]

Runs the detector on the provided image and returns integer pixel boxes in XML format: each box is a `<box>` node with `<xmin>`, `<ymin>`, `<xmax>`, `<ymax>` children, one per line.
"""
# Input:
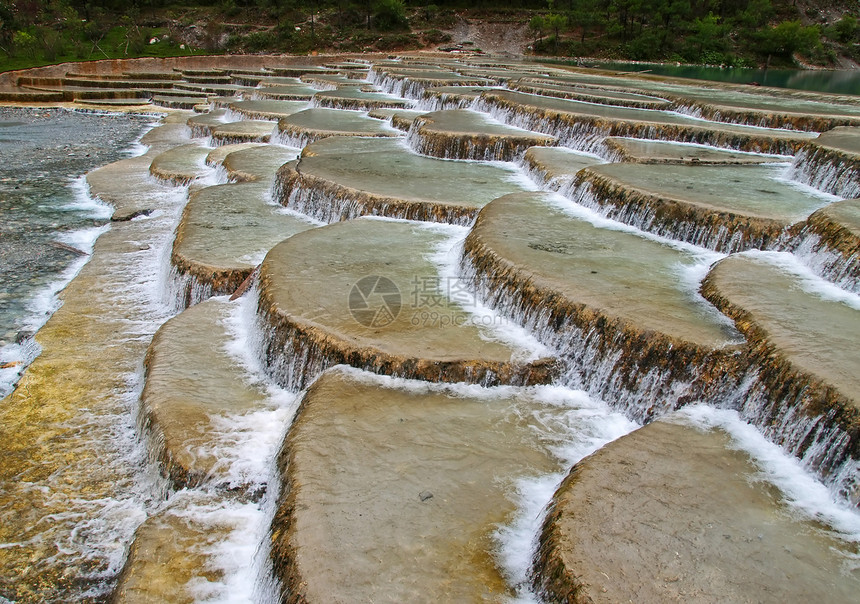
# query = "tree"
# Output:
<box><xmin>570</xmin><ymin>0</ymin><xmax>600</xmax><ymax>44</ymax></box>
<box><xmin>757</xmin><ymin>20</ymin><xmax>820</xmax><ymax>65</ymax></box>
<box><xmin>373</xmin><ymin>0</ymin><xmax>408</xmax><ymax>32</ymax></box>
<box><xmin>545</xmin><ymin>12</ymin><xmax>566</xmax><ymax>53</ymax></box>
<box><xmin>685</xmin><ymin>13</ymin><xmax>726</xmax><ymax>61</ymax></box>
<box><xmin>529</xmin><ymin>14</ymin><xmax>546</xmax><ymax>45</ymax></box>
<box><xmin>831</xmin><ymin>14</ymin><xmax>858</xmax><ymax>43</ymax></box>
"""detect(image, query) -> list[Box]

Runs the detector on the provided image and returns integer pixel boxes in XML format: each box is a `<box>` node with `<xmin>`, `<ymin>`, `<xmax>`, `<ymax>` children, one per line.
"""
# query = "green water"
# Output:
<box><xmin>590</xmin><ymin>62</ymin><xmax>860</xmax><ymax>96</ymax></box>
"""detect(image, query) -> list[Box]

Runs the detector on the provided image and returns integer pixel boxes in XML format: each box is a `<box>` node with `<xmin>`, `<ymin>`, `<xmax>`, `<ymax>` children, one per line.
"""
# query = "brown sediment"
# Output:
<box><xmin>61</xmin><ymin>77</ymin><xmax>176</xmax><ymax>90</ymax></box>
<box><xmin>255</xmin><ymin>220</ymin><xmax>558</xmax><ymax>391</ymax></box>
<box><xmin>701</xmin><ymin>256</ymin><xmax>860</xmax><ymax>503</ymax></box>
<box><xmin>409</xmin><ymin>112</ymin><xmax>557</xmax><ymax>161</ymax></box>
<box><xmin>463</xmin><ymin>193</ymin><xmax>744</xmax><ymax>422</ymax></box>
<box><xmin>667</xmin><ymin>96</ymin><xmax>860</xmax><ymax>132</ymax></box>
<box><xmin>533</xmin><ymin>420</ymin><xmax>860</xmax><ymax>603</ymax></box>
<box><xmin>791</xmin><ymin>134</ymin><xmax>860</xmax><ymax>199</ymax></box>
<box><xmin>273</xmin><ymin>162</ymin><xmax>479</xmax><ymax>226</ymax></box>
<box><xmin>270</xmin><ymin>368</ymin><xmax>567</xmax><ymax>603</ymax></box>
<box><xmin>782</xmin><ymin>199</ymin><xmax>860</xmax><ymax>289</ymax></box>
<box><xmin>574</xmin><ymin>167</ymin><xmax>788</xmax><ymax>253</ymax></box>
<box><xmin>169</xmin><ymin>243</ymin><xmax>253</xmax><ymax>307</ymax></box>
<box><xmin>0</xmin><ymin>90</ymin><xmax>66</xmax><ymax>102</ymax></box>
<box><xmin>152</xmin><ymin>96</ymin><xmax>207</xmax><ymax>110</ymax></box>
<box><xmin>511</xmin><ymin>81</ymin><xmax>671</xmax><ymax>109</ymax></box>
<box><xmin>477</xmin><ymin>90</ymin><xmax>809</xmax><ymax>156</ymax></box>
<box><xmin>391</xmin><ymin>112</ymin><xmax>420</xmax><ymax>131</ymax></box>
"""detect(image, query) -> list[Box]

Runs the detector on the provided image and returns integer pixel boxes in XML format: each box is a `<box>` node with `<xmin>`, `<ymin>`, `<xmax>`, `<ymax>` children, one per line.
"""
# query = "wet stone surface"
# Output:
<box><xmin>585</xmin><ymin>162</ymin><xmax>834</xmax><ymax>223</ymax></box>
<box><xmin>278</xmin><ymin>136</ymin><xmax>529</xmax><ymax>224</ymax></box>
<box><xmin>257</xmin><ymin>218</ymin><xmax>551</xmax><ymax>388</ymax></box>
<box><xmin>535</xmin><ymin>416</ymin><xmax>860</xmax><ymax>604</ymax></box>
<box><xmin>604</xmin><ymin>136</ymin><xmax>789</xmax><ymax>164</ymax></box>
<box><xmin>272</xmin><ymin>367</ymin><xmax>629</xmax><ymax>603</ymax></box>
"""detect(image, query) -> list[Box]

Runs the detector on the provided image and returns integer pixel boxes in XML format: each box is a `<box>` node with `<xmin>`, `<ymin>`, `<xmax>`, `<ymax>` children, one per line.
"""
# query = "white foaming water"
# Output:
<box><xmin>0</xmin><ymin>177</ymin><xmax>111</xmax><ymax>397</ymax></box>
<box><xmin>424</xmin><ymin>223</ymin><xmax>554</xmax><ymax>362</ymax></box>
<box><xmin>328</xmin><ymin>366</ymin><xmax>638</xmax><ymax>602</ymax></box>
<box><xmin>678</xmin><ymin>405</ymin><xmax>860</xmax><ymax>543</ymax></box>
<box><xmin>741</xmin><ymin>250</ymin><xmax>860</xmax><ymax>310</ymax></box>
<box><xmin>544</xmin><ymin>191</ymin><xmax>724</xmax><ymax>261</ymax></box>
<box><xmin>494</xmin><ymin>385</ymin><xmax>638</xmax><ymax>602</ymax></box>
<box><xmin>773</xmin><ymin>163</ymin><xmax>843</xmax><ymax>201</ymax></box>
<box><xmin>43</xmin><ymin>123</ymin><xmax>194</xmax><ymax>595</ymax></box>
<box><xmin>171</xmin><ymin>294</ymin><xmax>299</xmax><ymax>602</ymax></box>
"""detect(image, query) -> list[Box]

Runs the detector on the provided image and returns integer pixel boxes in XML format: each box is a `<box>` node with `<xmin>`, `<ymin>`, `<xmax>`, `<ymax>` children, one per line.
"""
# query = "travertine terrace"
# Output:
<box><xmin>1</xmin><ymin>54</ymin><xmax>858</xmax><ymax>602</ymax></box>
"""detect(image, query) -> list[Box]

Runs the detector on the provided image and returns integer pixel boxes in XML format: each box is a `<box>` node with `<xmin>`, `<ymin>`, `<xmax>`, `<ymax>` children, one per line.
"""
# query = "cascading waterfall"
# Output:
<box><xmin>5</xmin><ymin>56</ymin><xmax>860</xmax><ymax>602</ymax></box>
<box><xmin>273</xmin><ymin>162</ymin><xmax>478</xmax><ymax>226</ymax></box>
<box><xmin>726</xmin><ymin>368</ymin><xmax>859</xmax><ymax>503</ymax></box>
<box><xmin>457</xmin><ymin>249</ymin><xmax>741</xmax><ymax>424</ymax></box>
<box><xmin>784</xmin><ymin>232</ymin><xmax>859</xmax><ymax>293</ymax></box>
<box><xmin>789</xmin><ymin>146</ymin><xmax>860</xmax><ymax>199</ymax></box>
<box><xmin>472</xmin><ymin>95</ymin><xmax>613</xmax><ymax>156</ymax></box>
<box><xmin>563</xmin><ymin>178</ymin><xmax>765</xmax><ymax>253</ymax></box>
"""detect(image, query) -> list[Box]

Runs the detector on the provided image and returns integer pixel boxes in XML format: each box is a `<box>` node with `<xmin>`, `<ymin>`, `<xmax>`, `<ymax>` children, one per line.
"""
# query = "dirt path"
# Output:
<box><xmin>444</xmin><ymin>15</ymin><xmax>530</xmax><ymax>57</ymax></box>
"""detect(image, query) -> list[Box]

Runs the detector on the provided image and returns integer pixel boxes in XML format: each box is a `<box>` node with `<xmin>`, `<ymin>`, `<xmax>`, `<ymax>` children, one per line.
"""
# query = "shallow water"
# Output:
<box><xmin>592</xmin><ymin>62</ymin><xmax>860</xmax><ymax>96</ymax></box>
<box><xmin>3</xmin><ymin>58</ymin><xmax>860</xmax><ymax>603</ymax></box>
<box><xmin>0</xmin><ymin>108</ymin><xmax>151</xmax><ymax>397</ymax></box>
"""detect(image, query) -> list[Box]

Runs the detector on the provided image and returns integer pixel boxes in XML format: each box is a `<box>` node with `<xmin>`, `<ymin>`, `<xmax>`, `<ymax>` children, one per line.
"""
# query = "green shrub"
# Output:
<box><xmin>375</xmin><ymin>32</ymin><xmax>420</xmax><ymax>50</ymax></box>
<box><xmin>831</xmin><ymin>14</ymin><xmax>858</xmax><ymax>43</ymax></box>
<box><xmin>244</xmin><ymin>30</ymin><xmax>275</xmax><ymax>52</ymax></box>
<box><xmin>39</xmin><ymin>27</ymin><xmax>64</xmax><ymax>61</ymax></box>
<box><xmin>12</xmin><ymin>30</ymin><xmax>38</xmax><ymax>58</ymax></box>
<box><xmin>374</xmin><ymin>0</ymin><xmax>408</xmax><ymax>32</ymax></box>
<box><xmin>422</xmin><ymin>29</ymin><xmax>451</xmax><ymax>44</ymax></box>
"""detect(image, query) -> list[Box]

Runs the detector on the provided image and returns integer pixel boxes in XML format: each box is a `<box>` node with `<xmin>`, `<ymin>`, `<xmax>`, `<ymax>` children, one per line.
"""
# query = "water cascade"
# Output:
<box><xmin>406</xmin><ymin>109</ymin><xmax>557</xmax><ymax>161</ymax></box>
<box><xmin>789</xmin><ymin>127</ymin><xmax>860</xmax><ymax>199</ymax></box>
<box><xmin>779</xmin><ymin>199</ymin><xmax>860</xmax><ymax>292</ymax></box>
<box><xmin>1</xmin><ymin>56</ymin><xmax>858</xmax><ymax>602</ymax></box>
<box><xmin>566</xmin><ymin>162</ymin><xmax>837</xmax><ymax>253</ymax></box>
<box><xmin>510</xmin><ymin>79</ymin><xmax>674</xmax><ymax>110</ymax></box>
<box><xmin>310</xmin><ymin>87</ymin><xmax>410</xmax><ymax>111</ymax></box>
<box><xmin>275</xmin><ymin>107</ymin><xmax>399</xmax><ymax>147</ymax></box>
<box><xmin>701</xmin><ymin>252</ymin><xmax>860</xmax><ymax>502</ymax></box>
<box><xmin>473</xmin><ymin>89</ymin><xmax>815</xmax><ymax>156</ymax></box>
<box><xmin>272</xmin><ymin>136</ymin><xmax>531</xmax><ymax>225</ymax></box>
<box><xmin>460</xmin><ymin>191</ymin><xmax>741</xmax><ymax>421</ymax></box>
